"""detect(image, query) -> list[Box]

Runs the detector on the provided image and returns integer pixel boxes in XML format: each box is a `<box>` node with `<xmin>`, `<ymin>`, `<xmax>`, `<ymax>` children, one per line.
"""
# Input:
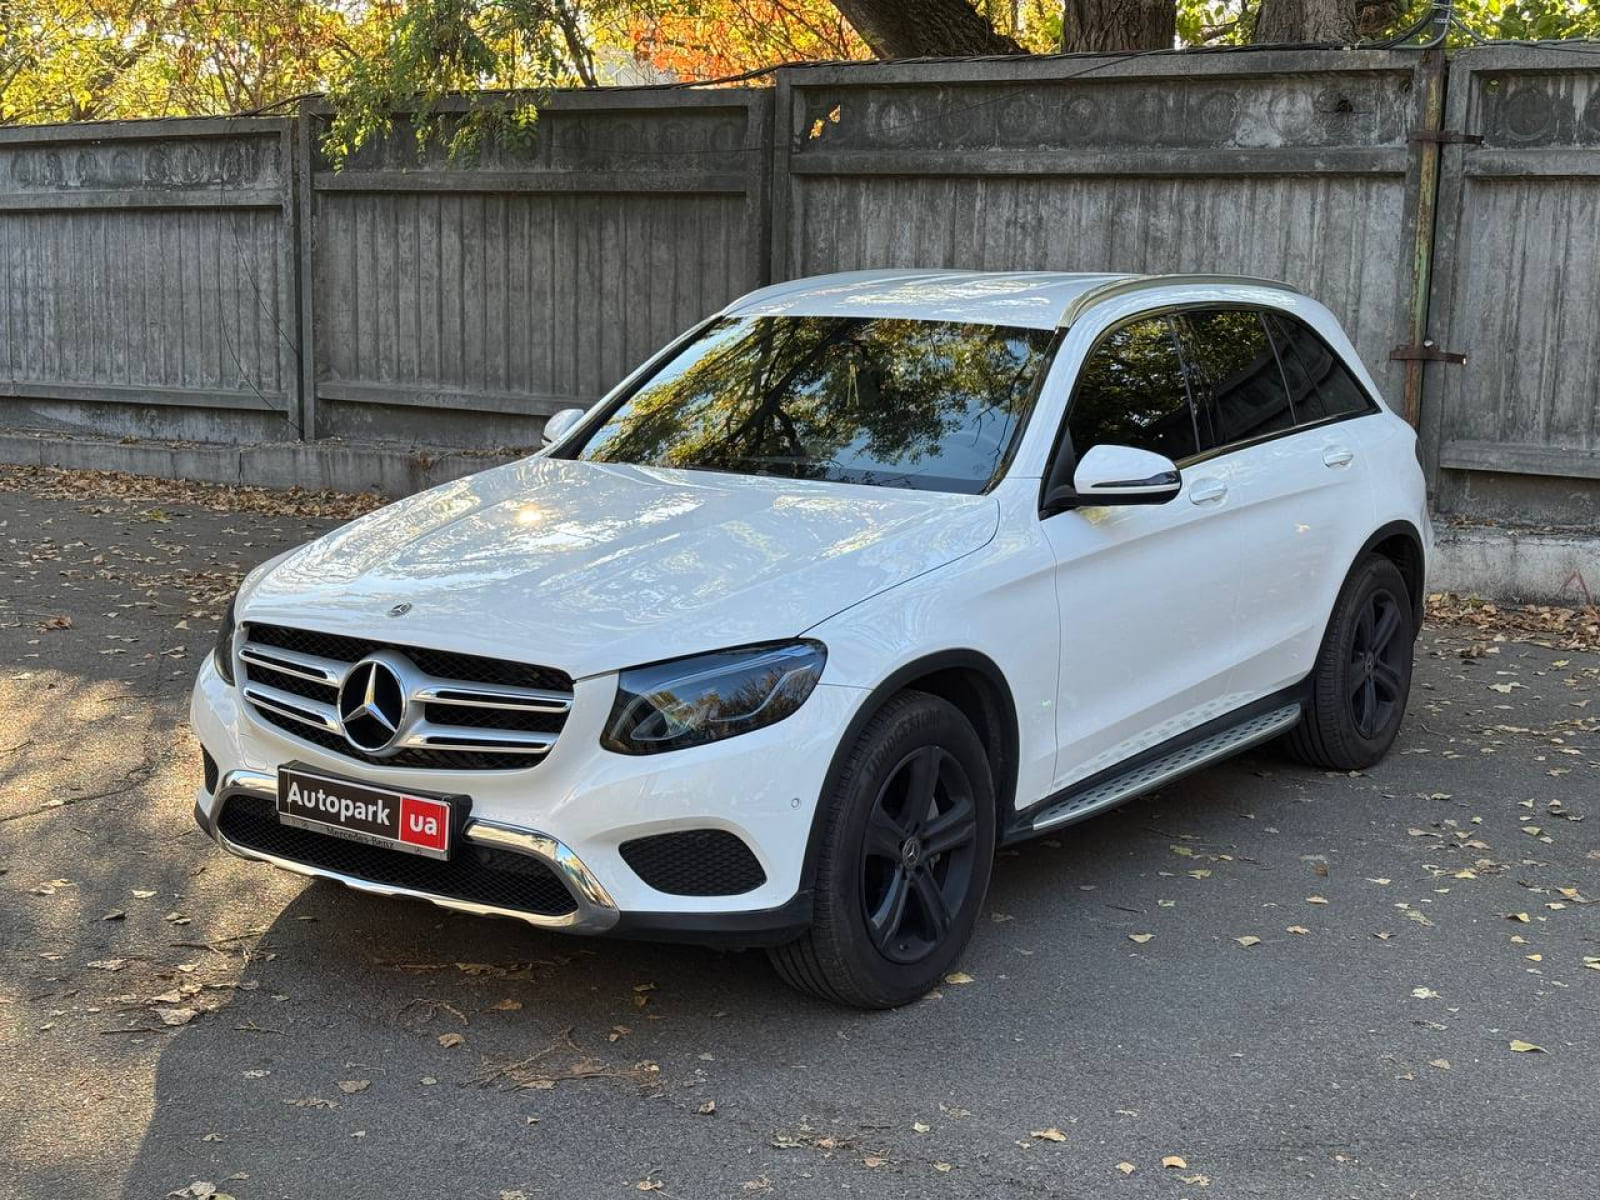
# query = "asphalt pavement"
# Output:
<box><xmin>1</xmin><ymin>465</ymin><xmax>1596</xmax><ymax>1200</ymax></box>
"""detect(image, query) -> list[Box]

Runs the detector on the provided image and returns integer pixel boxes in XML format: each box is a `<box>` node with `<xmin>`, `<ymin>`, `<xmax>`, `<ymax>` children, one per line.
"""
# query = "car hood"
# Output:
<box><xmin>241</xmin><ymin>457</ymin><xmax>999</xmax><ymax>678</ymax></box>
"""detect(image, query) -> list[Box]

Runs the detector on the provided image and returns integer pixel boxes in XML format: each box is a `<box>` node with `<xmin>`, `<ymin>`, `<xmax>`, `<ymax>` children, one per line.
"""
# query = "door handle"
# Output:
<box><xmin>1323</xmin><ymin>445</ymin><xmax>1355</xmax><ymax>468</ymax></box>
<box><xmin>1188</xmin><ymin>477</ymin><xmax>1228</xmax><ymax>505</ymax></box>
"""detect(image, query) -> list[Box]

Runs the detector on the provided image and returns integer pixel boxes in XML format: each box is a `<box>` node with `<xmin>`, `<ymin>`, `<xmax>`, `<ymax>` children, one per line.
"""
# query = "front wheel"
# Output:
<box><xmin>1284</xmin><ymin>554</ymin><xmax>1415</xmax><ymax>770</ymax></box>
<box><xmin>768</xmin><ymin>692</ymin><xmax>995</xmax><ymax>1009</ymax></box>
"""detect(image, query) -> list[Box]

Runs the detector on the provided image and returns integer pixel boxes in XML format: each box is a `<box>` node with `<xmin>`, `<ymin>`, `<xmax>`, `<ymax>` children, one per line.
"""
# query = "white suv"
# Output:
<box><xmin>191</xmin><ymin>270</ymin><xmax>1430</xmax><ymax>1008</ymax></box>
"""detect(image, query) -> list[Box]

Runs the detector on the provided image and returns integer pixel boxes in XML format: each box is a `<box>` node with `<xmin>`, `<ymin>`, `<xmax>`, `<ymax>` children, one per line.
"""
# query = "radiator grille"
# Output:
<box><xmin>237</xmin><ymin>622</ymin><xmax>574</xmax><ymax>772</ymax></box>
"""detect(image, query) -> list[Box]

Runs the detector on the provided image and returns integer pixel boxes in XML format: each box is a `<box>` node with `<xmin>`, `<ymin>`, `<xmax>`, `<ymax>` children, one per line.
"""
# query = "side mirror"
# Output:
<box><xmin>541</xmin><ymin>407</ymin><xmax>586</xmax><ymax>448</ymax></box>
<box><xmin>1051</xmin><ymin>444</ymin><xmax>1182</xmax><ymax>510</ymax></box>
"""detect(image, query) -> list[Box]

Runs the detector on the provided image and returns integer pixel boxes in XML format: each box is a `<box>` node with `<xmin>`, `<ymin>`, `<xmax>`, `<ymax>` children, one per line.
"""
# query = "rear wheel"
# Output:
<box><xmin>768</xmin><ymin>692</ymin><xmax>995</xmax><ymax>1009</ymax></box>
<box><xmin>1284</xmin><ymin>555</ymin><xmax>1414</xmax><ymax>770</ymax></box>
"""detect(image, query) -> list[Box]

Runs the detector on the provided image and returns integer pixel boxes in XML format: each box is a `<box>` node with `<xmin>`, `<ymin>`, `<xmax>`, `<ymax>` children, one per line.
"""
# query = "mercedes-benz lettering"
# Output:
<box><xmin>191</xmin><ymin>270</ymin><xmax>1431</xmax><ymax>1008</ymax></box>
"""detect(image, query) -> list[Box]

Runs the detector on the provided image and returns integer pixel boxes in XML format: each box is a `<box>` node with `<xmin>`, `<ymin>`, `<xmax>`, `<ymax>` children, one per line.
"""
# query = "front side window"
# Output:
<box><xmin>1066</xmin><ymin>316</ymin><xmax>1197</xmax><ymax>464</ymax></box>
<box><xmin>1265</xmin><ymin>313</ymin><xmax>1377</xmax><ymax>425</ymax></box>
<box><xmin>1179</xmin><ymin>309</ymin><xmax>1295</xmax><ymax>450</ymax></box>
<box><xmin>569</xmin><ymin>316</ymin><xmax>1056</xmax><ymax>495</ymax></box>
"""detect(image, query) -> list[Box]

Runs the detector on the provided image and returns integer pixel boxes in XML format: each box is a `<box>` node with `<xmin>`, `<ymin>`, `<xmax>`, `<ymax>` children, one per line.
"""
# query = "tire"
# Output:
<box><xmin>1283</xmin><ymin>554</ymin><xmax>1415</xmax><ymax>771</ymax></box>
<box><xmin>768</xmin><ymin>691</ymin><xmax>996</xmax><ymax>1009</ymax></box>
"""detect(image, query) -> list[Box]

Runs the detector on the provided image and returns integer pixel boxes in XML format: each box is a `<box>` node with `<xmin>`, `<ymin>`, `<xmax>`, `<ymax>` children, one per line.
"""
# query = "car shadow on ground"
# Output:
<box><xmin>111</xmin><ymin>756</ymin><xmax>1290</xmax><ymax>1198</ymax></box>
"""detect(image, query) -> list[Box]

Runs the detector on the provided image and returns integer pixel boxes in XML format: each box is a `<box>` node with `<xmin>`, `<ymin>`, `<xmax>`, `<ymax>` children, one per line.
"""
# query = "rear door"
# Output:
<box><xmin>1174</xmin><ymin>307</ymin><xmax>1379</xmax><ymax>702</ymax></box>
<box><xmin>1039</xmin><ymin>314</ymin><xmax>1245</xmax><ymax>792</ymax></box>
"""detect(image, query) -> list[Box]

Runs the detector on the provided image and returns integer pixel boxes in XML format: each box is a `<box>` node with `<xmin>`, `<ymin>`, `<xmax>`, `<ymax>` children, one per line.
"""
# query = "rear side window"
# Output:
<box><xmin>1067</xmin><ymin>317</ymin><xmax>1198</xmax><ymax>463</ymax></box>
<box><xmin>1178</xmin><ymin>309</ymin><xmax>1294</xmax><ymax>450</ymax></box>
<box><xmin>1264</xmin><ymin>313</ymin><xmax>1376</xmax><ymax>424</ymax></box>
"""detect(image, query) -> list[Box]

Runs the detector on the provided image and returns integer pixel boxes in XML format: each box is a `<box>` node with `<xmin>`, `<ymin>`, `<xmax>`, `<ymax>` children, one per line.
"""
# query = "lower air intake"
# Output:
<box><xmin>217</xmin><ymin>793</ymin><xmax>577</xmax><ymax>918</ymax></box>
<box><xmin>619</xmin><ymin>829</ymin><xmax>767</xmax><ymax>897</ymax></box>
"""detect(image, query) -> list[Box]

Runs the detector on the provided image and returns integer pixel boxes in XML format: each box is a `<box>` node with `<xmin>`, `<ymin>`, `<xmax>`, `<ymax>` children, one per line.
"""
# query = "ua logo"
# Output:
<box><xmin>399</xmin><ymin>795</ymin><xmax>450</xmax><ymax>852</ymax></box>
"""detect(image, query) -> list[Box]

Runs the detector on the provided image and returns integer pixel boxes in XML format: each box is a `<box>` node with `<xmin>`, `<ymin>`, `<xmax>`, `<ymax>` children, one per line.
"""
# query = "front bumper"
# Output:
<box><xmin>194</xmin><ymin>767</ymin><xmax>624</xmax><ymax>933</ymax></box>
<box><xmin>190</xmin><ymin>657</ymin><xmax>861</xmax><ymax>942</ymax></box>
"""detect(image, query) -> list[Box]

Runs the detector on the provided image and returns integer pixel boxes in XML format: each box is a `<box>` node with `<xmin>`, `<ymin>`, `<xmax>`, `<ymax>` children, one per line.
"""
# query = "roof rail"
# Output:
<box><xmin>1059</xmin><ymin>274</ymin><xmax>1298</xmax><ymax>328</ymax></box>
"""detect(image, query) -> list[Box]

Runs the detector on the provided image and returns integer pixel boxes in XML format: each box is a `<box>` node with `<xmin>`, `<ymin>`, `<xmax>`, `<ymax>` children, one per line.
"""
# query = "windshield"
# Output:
<box><xmin>568</xmin><ymin>316</ymin><xmax>1057</xmax><ymax>495</ymax></box>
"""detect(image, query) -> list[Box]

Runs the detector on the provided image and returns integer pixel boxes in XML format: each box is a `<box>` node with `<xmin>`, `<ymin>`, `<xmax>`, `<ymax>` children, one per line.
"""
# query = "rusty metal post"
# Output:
<box><xmin>1398</xmin><ymin>17</ymin><xmax>1451</xmax><ymax>428</ymax></box>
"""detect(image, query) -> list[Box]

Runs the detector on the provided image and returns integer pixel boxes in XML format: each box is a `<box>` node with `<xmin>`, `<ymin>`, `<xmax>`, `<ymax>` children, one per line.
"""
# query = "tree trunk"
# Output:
<box><xmin>828</xmin><ymin>0</ymin><xmax>1024</xmax><ymax>58</ymax></box>
<box><xmin>1253</xmin><ymin>0</ymin><xmax>1359</xmax><ymax>43</ymax></box>
<box><xmin>1060</xmin><ymin>0</ymin><xmax>1176</xmax><ymax>53</ymax></box>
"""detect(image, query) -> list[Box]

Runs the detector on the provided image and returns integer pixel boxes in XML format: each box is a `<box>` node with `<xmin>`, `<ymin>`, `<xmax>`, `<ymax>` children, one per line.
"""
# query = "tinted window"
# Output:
<box><xmin>1066</xmin><ymin>317</ymin><xmax>1197</xmax><ymax>463</ymax></box>
<box><xmin>1180</xmin><ymin>309</ymin><xmax>1294</xmax><ymax>449</ymax></box>
<box><xmin>1265</xmin><ymin>313</ymin><xmax>1375</xmax><ymax>424</ymax></box>
<box><xmin>571</xmin><ymin>316</ymin><xmax>1056</xmax><ymax>494</ymax></box>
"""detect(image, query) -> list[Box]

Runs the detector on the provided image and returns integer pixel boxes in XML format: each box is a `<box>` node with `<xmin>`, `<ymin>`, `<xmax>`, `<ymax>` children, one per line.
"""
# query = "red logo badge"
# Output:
<box><xmin>399</xmin><ymin>795</ymin><xmax>449</xmax><ymax>852</ymax></box>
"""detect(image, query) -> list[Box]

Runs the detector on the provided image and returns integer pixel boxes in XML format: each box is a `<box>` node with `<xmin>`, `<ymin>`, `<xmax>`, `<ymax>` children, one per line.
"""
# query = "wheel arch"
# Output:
<box><xmin>1354</xmin><ymin>519</ymin><xmax>1427</xmax><ymax>635</ymax></box>
<box><xmin>800</xmin><ymin>650</ymin><xmax>1020</xmax><ymax>893</ymax></box>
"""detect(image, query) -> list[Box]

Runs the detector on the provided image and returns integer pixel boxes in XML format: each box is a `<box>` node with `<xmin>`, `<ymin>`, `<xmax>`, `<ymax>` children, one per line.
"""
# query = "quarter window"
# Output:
<box><xmin>1066</xmin><ymin>317</ymin><xmax>1198</xmax><ymax>464</ymax></box>
<box><xmin>1264</xmin><ymin>313</ymin><xmax>1376</xmax><ymax>424</ymax></box>
<box><xmin>1179</xmin><ymin>309</ymin><xmax>1294</xmax><ymax>450</ymax></box>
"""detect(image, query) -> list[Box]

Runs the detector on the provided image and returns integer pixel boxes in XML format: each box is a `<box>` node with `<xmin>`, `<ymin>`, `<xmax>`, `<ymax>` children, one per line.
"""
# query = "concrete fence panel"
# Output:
<box><xmin>300</xmin><ymin>90</ymin><xmax>773</xmax><ymax>449</ymax></box>
<box><xmin>1423</xmin><ymin>46</ymin><xmax>1600</xmax><ymax>526</ymax></box>
<box><xmin>0</xmin><ymin>118</ymin><xmax>301</xmax><ymax>443</ymax></box>
<box><xmin>771</xmin><ymin>50</ymin><xmax>1433</xmax><ymax>407</ymax></box>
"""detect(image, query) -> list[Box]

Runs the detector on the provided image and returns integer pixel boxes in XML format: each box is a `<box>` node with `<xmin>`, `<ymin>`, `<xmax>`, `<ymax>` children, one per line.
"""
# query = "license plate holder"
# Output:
<box><xmin>276</xmin><ymin>764</ymin><xmax>467</xmax><ymax>861</ymax></box>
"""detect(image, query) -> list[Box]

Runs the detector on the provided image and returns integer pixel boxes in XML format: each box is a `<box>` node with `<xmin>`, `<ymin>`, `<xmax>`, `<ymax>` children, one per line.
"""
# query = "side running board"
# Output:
<box><xmin>1030</xmin><ymin>703</ymin><xmax>1302</xmax><ymax>835</ymax></box>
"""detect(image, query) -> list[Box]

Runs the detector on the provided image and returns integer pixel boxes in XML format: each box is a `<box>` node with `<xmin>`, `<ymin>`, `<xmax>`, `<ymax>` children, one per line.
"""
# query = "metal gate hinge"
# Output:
<box><xmin>1390</xmin><ymin>342</ymin><xmax>1467</xmax><ymax>364</ymax></box>
<box><xmin>1408</xmin><ymin>129</ymin><xmax>1484</xmax><ymax>146</ymax></box>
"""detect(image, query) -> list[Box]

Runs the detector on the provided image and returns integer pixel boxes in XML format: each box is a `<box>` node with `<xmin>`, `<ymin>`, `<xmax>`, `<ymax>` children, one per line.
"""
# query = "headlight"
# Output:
<box><xmin>213</xmin><ymin>592</ymin><xmax>238</xmax><ymax>685</ymax></box>
<box><xmin>602</xmin><ymin>641</ymin><xmax>826</xmax><ymax>756</ymax></box>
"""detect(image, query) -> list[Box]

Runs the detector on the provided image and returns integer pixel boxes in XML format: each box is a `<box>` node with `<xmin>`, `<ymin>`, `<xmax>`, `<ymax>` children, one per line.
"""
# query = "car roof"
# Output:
<box><xmin>722</xmin><ymin>269</ymin><xmax>1300</xmax><ymax>331</ymax></box>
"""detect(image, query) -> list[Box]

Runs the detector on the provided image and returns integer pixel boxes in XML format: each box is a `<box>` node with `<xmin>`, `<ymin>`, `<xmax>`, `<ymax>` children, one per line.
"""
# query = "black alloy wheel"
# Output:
<box><xmin>768</xmin><ymin>691</ymin><xmax>995</xmax><ymax>1008</ymax></box>
<box><xmin>860</xmin><ymin>746</ymin><xmax>980</xmax><ymax>965</ymax></box>
<box><xmin>1284</xmin><ymin>553</ymin><xmax>1415</xmax><ymax>771</ymax></box>
<box><xmin>1348</xmin><ymin>586</ymin><xmax>1407</xmax><ymax>738</ymax></box>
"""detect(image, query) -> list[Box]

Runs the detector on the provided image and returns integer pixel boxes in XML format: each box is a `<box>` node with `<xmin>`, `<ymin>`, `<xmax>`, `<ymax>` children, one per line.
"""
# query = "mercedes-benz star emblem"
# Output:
<box><xmin>337</xmin><ymin>657</ymin><xmax>407</xmax><ymax>753</ymax></box>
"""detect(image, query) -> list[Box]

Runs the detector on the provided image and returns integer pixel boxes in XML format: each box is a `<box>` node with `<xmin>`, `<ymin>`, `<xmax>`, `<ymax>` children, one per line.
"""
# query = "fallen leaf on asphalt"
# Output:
<box><xmin>36</xmin><ymin>615</ymin><xmax>72</xmax><ymax>632</ymax></box>
<box><xmin>697</xmin><ymin>1100</ymin><xmax>716</xmax><ymax>1115</ymax></box>
<box><xmin>1508</xmin><ymin>1040</ymin><xmax>1545</xmax><ymax>1053</ymax></box>
<box><xmin>1187</xmin><ymin>869</ymin><xmax>1211</xmax><ymax>879</ymax></box>
<box><xmin>489</xmin><ymin>999</ymin><xmax>522</xmax><ymax>1012</ymax></box>
<box><xmin>337</xmin><ymin>1080</ymin><xmax>370</xmax><ymax>1094</ymax></box>
<box><xmin>1508</xmin><ymin>912</ymin><xmax>1531</xmax><ymax>923</ymax></box>
<box><xmin>1128</xmin><ymin>933</ymin><xmax>1154</xmax><ymax>944</ymax></box>
<box><xmin>1366</xmin><ymin>877</ymin><xmax>1391</xmax><ymax>885</ymax></box>
<box><xmin>1411</xmin><ymin>987</ymin><xmax>1439</xmax><ymax>999</ymax></box>
<box><xmin>1161</xmin><ymin>1155</ymin><xmax>1188</xmax><ymax>1169</ymax></box>
<box><xmin>636</xmin><ymin>1181</ymin><xmax>663</xmax><ymax>1192</ymax></box>
<box><xmin>1235</xmin><ymin>936</ymin><xmax>1261</xmax><ymax>948</ymax></box>
<box><xmin>1305</xmin><ymin>895</ymin><xmax>1329</xmax><ymax>905</ymax></box>
<box><xmin>1286</xmin><ymin>926</ymin><xmax>1310</xmax><ymax>935</ymax></box>
<box><xmin>1116</xmin><ymin>1161</ymin><xmax>1136</xmax><ymax>1175</ymax></box>
<box><xmin>156</xmin><ymin>1007</ymin><xmax>197</xmax><ymax>1027</ymax></box>
<box><xmin>201</xmin><ymin>1133</ymin><xmax>222</xmax><ymax>1142</ymax></box>
<box><xmin>132</xmin><ymin>889</ymin><xmax>157</xmax><ymax>898</ymax></box>
<box><xmin>1429</xmin><ymin>1059</ymin><xmax>1450</xmax><ymax>1070</ymax></box>
<box><xmin>30</xmin><ymin>879</ymin><xmax>71</xmax><ymax>896</ymax></box>
<box><xmin>944</xmin><ymin>972</ymin><xmax>974</xmax><ymax>985</ymax></box>
<box><xmin>933</xmin><ymin>1162</ymin><xmax>953</xmax><ymax>1173</ymax></box>
<box><xmin>862</xmin><ymin>1156</ymin><xmax>886</xmax><ymax>1169</ymax></box>
<box><xmin>1030</xmin><ymin>1128</ymin><xmax>1067</xmax><ymax>1142</ymax></box>
<box><xmin>912</xmin><ymin>1121</ymin><xmax>931</xmax><ymax>1133</ymax></box>
<box><xmin>438</xmin><ymin>1033</ymin><xmax>465</xmax><ymax>1048</ymax></box>
<box><xmin>87</xmin><ymin>959</ymin><xmax>126</xmax><ymax>971</ymax></box>
<box><xmin>101</xmin><ymin>909</ymin><xmax>126</xmax><ymax>921</ymax></box>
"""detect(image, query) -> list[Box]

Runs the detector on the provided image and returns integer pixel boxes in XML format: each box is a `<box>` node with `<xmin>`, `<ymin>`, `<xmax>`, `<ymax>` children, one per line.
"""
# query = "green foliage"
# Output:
<box><xmin>323</xmin><ymin>0</ymin><xmax>599</xmax><ymax>164</ymax></box>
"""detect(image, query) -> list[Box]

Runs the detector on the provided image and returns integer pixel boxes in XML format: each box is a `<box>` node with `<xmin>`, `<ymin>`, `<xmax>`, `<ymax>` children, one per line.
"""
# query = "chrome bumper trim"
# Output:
<box><xmin>195</xmin><ymin>768</ymin><xmax>620</xmax><ymax>934</ymax></box>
